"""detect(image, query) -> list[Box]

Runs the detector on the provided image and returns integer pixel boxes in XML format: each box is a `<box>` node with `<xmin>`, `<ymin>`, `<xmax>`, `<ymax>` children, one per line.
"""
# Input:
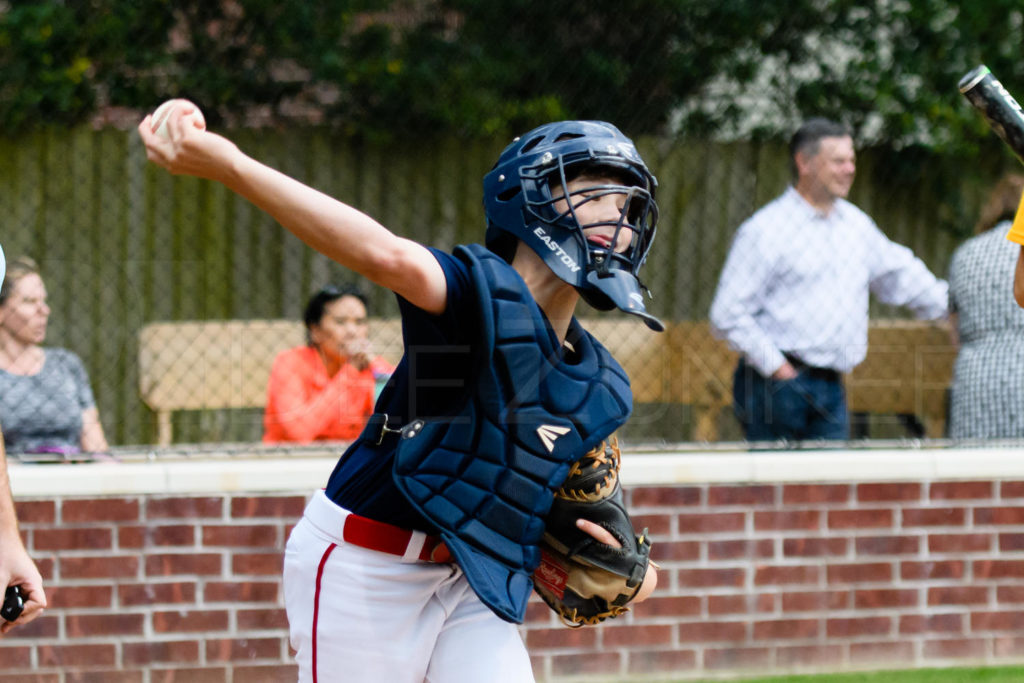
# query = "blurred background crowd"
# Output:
<box><xmin>2</xmin><ymin>0</ymin><xmax>1024</xmax><ymax>448</ymax></box>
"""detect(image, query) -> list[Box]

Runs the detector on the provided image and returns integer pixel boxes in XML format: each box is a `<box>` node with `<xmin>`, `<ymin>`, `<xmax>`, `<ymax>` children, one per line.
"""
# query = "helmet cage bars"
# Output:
<box><xmin>521</xmin><ymin>152</ymin><xmax>658</xmax><ymax>281</ymax></box>
<box><xmin>483</xmin><ymin>121</ymin><xmax>663</xmax><ymax>330</ymax></box>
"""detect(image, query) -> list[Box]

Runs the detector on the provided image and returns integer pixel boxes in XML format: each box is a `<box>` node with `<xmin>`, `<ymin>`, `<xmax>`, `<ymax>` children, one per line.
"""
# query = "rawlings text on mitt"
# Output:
<box><xmin>533</xmin><ymin>436</ymin><xmax>652</xmax><ymax>627</ymax></box>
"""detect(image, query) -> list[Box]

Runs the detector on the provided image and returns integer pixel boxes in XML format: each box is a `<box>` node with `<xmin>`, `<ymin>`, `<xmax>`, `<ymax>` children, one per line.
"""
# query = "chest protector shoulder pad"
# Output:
<box><xmin>392</xmin><ymin>244</ymin><xmax>632</xmax><ymax>623</ymax></box>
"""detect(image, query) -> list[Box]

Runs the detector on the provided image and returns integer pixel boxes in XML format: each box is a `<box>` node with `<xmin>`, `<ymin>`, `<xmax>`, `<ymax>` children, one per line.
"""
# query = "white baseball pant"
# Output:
<box><xmin>283</xmin><ymin>490</ymin><xmax>536</xmax><ymax>682</ymax></box>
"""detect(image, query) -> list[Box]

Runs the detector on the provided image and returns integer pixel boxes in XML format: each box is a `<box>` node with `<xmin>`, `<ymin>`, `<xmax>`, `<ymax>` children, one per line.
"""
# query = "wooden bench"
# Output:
<box><xmin>138</xmin><ymin>319</ymin><xmax>405</xmax><ymax>446</ymax></box>
<box><xmin>137</xmin><ymin>317</ymin><xmax>669</xmax><ymax>445</ymax></box>
<box><xmin>138</xmin><ymin>318</ymin><xmax>956</xmax><ymax>445</ymax></box>
<box><xmin>670</xmin><ymin>320</ymin><xmax>957</xmax><ymax>440</ymax></box>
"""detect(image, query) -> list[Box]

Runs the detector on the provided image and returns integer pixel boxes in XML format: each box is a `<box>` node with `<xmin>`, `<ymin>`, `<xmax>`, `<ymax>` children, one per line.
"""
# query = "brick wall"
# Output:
<box><xmin>528</xmin><ymin>475</ymin><xmax>1024</xmax><ymax>680</ymax></box>
<box><xmin>5</xmin><ymin>451</ymin><xmax>1024</xmax><ymax>681</ymax></box>
<box><xmin>2</xmin><ymin>491</ymin><xmax>305</xmax><ymax>682</ymax></box>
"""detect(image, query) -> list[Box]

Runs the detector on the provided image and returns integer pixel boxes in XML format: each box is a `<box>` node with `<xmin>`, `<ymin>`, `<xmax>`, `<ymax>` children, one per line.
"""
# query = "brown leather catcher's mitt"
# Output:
<box><xmin>533</xmin><ymin>436</ymin><xmax>652</xmax><ymax>627</ymax></box>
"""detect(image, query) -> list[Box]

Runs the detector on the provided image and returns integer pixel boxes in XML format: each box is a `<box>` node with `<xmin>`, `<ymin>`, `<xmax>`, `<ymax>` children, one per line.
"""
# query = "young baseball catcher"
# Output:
<box><xmin>139</xmin><ymin>112</ymin><xmax>658</xmax><ymax>682</ymax></box>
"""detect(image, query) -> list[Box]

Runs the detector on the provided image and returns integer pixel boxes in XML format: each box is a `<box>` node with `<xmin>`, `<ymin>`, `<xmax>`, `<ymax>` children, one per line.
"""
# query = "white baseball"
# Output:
<box><xmin>150</xmin><ymin>99</ymin><xmax>206</xmax><ymax>140</ymax></box>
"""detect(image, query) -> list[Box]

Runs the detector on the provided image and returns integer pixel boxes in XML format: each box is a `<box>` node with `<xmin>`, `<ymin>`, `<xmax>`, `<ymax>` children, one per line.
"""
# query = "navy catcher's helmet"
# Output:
<box><xmin>483</xmin><ymin>121</ymin><xmax>662</xmax><ymax>331</ymax></box>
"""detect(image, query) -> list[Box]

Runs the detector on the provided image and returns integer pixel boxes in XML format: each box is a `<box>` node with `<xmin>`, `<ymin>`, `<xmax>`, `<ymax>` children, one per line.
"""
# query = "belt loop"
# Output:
<box><xmin>402</xmin><ymin>531</ymin><xmax>427</xmax><ymax>563</ymax></box>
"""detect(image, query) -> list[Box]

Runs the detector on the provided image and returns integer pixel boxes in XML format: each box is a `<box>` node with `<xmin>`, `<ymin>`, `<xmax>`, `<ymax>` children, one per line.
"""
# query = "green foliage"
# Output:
<box><xmin>0</xmin><ymin>3</ymin><xmax>94</xmax><ymax>128</ymax></box>
<box><xmin>3</xmin><ymin>0</ymin><xmax>1024</xmax><ymax>160</ymax></box>
<box><xmin>673</xmin><ymin>0</ymin><xmax>1024</xmax><ymax>157</ymax></box>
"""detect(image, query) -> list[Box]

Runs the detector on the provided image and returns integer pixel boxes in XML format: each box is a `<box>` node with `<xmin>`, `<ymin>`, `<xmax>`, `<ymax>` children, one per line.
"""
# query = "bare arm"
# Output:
<box><xmin>0</xmin><ymin>426</ymin><xmax>46</xmax><ymax>635</ymax></box>
<box><xmin>137</xmin><ymin>107</ymin><xmax>447</xmax><ymax>314</ymax></box>
<box><xmin>80</xmin><ymin>407</ymin><xmax>109</xmax><ymax>453</ymax></box>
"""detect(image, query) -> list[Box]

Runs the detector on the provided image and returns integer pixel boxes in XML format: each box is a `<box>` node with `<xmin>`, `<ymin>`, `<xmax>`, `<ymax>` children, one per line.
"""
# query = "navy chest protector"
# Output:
<box><xmin>392</xmin><ymin>244</ymin><xmax>632</xmax><ymax>623</ymax></box>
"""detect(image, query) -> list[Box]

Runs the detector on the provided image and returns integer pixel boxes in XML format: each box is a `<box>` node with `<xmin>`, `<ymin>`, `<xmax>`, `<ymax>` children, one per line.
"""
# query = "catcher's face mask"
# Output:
<box><xmin>545</xmin><ymin>167</ymin><xmax>657</xmax><ymax>276</ymax></box>
<box><xmin>483</xmin><ymin>120</ymin><xmax>663</xmax><ymax>331</ymax></box>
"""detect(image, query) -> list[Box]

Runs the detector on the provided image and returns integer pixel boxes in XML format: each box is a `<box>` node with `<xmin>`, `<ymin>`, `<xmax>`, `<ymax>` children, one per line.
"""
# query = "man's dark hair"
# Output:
<box><xmin>788</xmin><ymin>118</ymin><xmax>852</xmax><ymax>182</ymax></box>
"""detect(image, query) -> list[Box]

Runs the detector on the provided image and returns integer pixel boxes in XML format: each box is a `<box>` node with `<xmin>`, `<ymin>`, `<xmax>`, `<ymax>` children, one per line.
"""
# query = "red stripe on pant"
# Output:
<box><xmin>312</xmin><ymin>543</ymin><xmax>337</xmax><ymax>683</ymax></box>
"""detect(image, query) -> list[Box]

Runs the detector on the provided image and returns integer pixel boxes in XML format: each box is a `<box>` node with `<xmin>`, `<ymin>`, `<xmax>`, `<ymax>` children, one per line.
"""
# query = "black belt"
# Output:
<box><xmin>782</xmin><ymin>353</ymin><xmax>842</xmax><ymax>383</ymax></box>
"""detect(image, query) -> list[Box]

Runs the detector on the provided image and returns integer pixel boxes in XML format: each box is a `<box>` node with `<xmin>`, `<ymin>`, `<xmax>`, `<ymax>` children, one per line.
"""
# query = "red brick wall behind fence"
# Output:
<box><xmin>4</xmin><ymin>478</ymin><xmax>1024</xmax><ymax>682</ymax></box>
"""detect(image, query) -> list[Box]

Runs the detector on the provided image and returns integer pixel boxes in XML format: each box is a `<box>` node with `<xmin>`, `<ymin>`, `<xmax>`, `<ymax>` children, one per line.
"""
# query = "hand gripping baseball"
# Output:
<box><xmin>137</xmin><ymin>101</ymin><xmax>240</xmax><ymax>183</ymax></box>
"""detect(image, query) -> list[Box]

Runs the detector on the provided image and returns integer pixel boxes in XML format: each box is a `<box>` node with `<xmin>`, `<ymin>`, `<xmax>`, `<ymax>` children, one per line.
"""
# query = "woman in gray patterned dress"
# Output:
<box><xmin>0</xmin><ymin>257</ymin><xmax>108</xmax><ymax>456</ymax></box>
<box><xmin>948</xmin><ymin>174</ymin><xmax>1024</xmax><ymax>439</ymax></box>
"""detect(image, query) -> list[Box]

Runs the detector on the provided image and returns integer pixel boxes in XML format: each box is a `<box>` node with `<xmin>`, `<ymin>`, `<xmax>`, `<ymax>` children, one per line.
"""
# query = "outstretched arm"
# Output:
<box><xmin>0</xmin><ymin>427</ymin><xmax>46</xmax><ymax>635</ymax></box>
<box><xmin>137</xmin><ymin>105</ymin><xmax>447</xmax><ymax>314</ymax></box>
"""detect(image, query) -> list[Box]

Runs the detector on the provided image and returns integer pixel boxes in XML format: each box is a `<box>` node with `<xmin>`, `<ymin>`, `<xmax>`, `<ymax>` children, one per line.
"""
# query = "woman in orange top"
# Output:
<box><xmin>263</xmin><ymin>286</ymin><xmax>393</xmax><ymax>443</ymax></box>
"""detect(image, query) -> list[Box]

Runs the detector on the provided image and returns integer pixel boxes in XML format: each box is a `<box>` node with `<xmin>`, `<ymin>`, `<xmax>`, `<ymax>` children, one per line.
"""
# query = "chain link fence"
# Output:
<box><xmin>1</xmin><ymin>125</ymin><xmax>1001</xmax><ymax>449</ymax></box>
<box><xmin>0</xmin><ymin>2</ymin><xmax>1020</xmax><ymax>450</ymax></box>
